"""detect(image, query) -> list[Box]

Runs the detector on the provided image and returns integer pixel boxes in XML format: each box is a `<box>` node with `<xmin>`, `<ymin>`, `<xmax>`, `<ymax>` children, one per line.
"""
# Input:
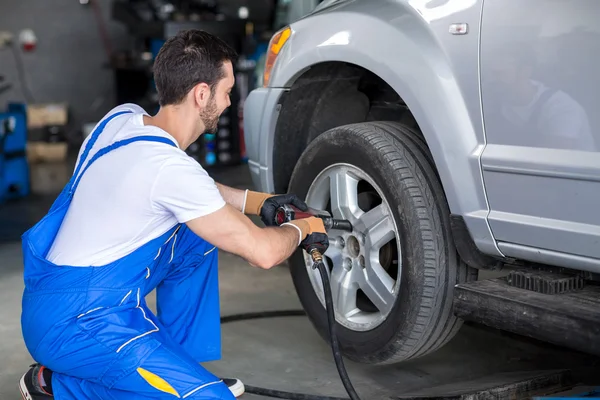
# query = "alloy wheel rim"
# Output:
<box><xmin>303</xmin><ymin>163</ymin><xmax>402</xmax><ymax>331</ymax></box>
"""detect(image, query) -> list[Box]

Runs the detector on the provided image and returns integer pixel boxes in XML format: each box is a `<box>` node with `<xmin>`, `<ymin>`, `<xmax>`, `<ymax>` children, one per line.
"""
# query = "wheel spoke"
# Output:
<box><xmin>329</xmin><ymin>169</ymin><xmax>361</xmax><ymax>222</ymax></box>
<box><xmin>304</xmin><ymin>163</ymin><xmax>402</xmax><ymax>331</ymax></box>
<box><xmin>324</xmin><ymin>245</ymin><xmax>344</xmax><ymax>269</ymax></box>
<box><xmin>329</xmin><ymin>263</ymin><xmax>360</xmax><ymax>319</ymax></box>
<box><xmin>358</xmin><ymin>260</ymin><xmax>396</xmax><ymax>315</ymax></box>
<box><xmin>362</xmin><ymin>204</ymin><xmax>395</xmax><ymax>250</ymax></box>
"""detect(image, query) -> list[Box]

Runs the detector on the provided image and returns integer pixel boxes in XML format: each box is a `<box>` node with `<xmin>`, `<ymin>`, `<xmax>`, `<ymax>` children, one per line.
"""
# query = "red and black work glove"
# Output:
<box><xmin>243</xmin><ymin>190</ymin><xmax>308</xmax><ymax>226</ymax></box>
<box><xmin>300</xmin><ymin>232</ymin><xmax>329</xmax><ymax>255</ymax></box>
<box><xmin>282</xmin><ymin>217</ymin><xmax>330</xmax><ymax>254</ymax></box>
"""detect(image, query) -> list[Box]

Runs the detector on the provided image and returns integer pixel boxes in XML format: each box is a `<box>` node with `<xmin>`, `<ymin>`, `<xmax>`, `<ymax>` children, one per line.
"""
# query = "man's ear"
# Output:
<box><xmin>193</xmin><ymin>82</ymin><xmax>211</xmax><ymax>108</ymax></box>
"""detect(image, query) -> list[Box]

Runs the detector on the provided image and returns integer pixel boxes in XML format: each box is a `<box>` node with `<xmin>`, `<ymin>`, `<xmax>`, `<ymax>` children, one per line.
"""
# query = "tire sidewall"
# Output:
<box><xmin>287</xmin><ymin>124</ymin><xmax>448</xmax><ymax>363</ymax></box>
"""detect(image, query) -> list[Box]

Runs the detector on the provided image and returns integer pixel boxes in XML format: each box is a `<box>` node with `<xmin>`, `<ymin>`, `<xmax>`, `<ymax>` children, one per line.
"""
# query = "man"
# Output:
<box><xmin>19</xmin><ymin>29</ymin><xmax>328</xmax><ymax>400</ymax></box>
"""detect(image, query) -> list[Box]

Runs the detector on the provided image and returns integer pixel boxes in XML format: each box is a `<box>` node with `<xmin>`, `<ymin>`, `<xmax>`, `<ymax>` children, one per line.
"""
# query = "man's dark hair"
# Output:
<box><xmin>153</xmin><ymin>29</ymin><xmax>238</xmax><ymax>106</ymax></box>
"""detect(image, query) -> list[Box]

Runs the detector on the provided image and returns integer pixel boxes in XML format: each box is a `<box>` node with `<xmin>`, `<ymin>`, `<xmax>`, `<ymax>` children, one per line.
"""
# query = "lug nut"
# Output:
<box><xmin>359</xmin><ymin>233</ymin><xmax>366</xmax><ymax>245</ymax></box>
<box><xmin>344</xmin><ymin>257</ymin><xmax>353</xmax><ymax>271</ymax></box>
<box><xmin>359</xmin><ymin>255</ymin><xmax>366</xmax><ymax>269</ymax></box>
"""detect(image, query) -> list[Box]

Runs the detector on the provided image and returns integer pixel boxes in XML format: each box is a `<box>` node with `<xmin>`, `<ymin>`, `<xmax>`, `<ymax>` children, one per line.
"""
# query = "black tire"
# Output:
<box><xmin>287</xmin><ymin>121</ymin><xmax>478</xmax><ymax>364</ymax></box>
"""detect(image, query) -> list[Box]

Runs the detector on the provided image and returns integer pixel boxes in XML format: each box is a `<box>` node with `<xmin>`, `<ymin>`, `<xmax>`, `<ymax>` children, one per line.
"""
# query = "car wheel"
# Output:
<box><xmin>286</xmin><ymin>121</ymin><xmax>477</xmax><ymax>364</ymax></box>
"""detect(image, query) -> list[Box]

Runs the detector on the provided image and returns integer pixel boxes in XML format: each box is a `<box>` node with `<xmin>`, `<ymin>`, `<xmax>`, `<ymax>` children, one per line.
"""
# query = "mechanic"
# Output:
<box><xmin>18</xmin><ymin>29</ymin><xmax>328</xmax><ymax>400</ymax></box>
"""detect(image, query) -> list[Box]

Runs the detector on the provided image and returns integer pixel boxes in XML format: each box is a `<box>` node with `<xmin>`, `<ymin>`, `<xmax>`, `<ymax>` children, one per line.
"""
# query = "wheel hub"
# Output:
<box><xmin>302</xmin><ymin>163</ymin><xmax>401</xmax><ymax>332</ymax></box>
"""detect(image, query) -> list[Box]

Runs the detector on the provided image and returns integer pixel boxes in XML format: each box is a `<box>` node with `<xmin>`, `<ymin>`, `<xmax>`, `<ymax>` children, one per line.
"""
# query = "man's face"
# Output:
<box><xmin>199</xmin><ymin>61</ymin><xmax>234</xmax><ymax>134</ymax></box>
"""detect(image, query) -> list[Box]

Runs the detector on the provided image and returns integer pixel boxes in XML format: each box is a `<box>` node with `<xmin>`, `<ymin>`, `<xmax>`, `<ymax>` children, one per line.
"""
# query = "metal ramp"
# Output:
<box><xmin>453</xmin><ymin>270</ymin><xmax>600</xmax><ymax>357</ymax></box>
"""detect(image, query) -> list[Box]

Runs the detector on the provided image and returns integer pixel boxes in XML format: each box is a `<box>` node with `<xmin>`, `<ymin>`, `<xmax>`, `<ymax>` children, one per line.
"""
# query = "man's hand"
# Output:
<box><xmin>282</xmin><ymin>216</ymin><xmax>329</xmax><ymax>253</ymax></box>
<box><xmin>259</xmin><ymin>194</ymin><xmax>308</xmax><ymax>226</ymax></box>
<box><xmin>300</xmin><ymin>232</ymin><xmax>329</xmax><ymax>255</ymax></box>
<box><xmin>242</xmin><ymin>190</ymin><xmax>308</xmax><ymax>226</ymax></box>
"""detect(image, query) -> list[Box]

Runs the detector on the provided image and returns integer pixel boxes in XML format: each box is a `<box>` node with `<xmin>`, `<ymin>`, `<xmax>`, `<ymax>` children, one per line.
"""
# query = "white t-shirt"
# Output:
<box><xmin>46</xmin><ymin>104</ymin><xmax>226</xmax><ymax>267</ymax></box>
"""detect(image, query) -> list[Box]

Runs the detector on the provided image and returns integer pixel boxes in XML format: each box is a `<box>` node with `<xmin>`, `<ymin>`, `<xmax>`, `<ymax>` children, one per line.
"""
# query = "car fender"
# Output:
<box><xmin>265</xmin><ymin>0</ymin><xmax>501</xmax><ymax>257</ymax></box>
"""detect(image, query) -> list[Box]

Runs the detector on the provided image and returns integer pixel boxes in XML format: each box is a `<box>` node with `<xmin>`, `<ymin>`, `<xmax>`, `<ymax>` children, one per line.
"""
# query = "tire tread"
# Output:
<box><xmin>348</xmin><ymin>121</ymin><xmax>472</xmax><ymax>363</ymax></box>
<box><xmin>375</xmin><ymin>121</ymin><xmax>468</xmax><ymax>362</ymax></box>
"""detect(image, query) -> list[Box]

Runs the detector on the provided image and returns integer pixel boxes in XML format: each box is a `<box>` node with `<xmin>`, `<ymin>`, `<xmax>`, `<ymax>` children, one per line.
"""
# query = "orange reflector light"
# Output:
<box><xmin>263</xmin><ymin>26</ymin><xmax>291</xmax><ymax>87</ymax></box>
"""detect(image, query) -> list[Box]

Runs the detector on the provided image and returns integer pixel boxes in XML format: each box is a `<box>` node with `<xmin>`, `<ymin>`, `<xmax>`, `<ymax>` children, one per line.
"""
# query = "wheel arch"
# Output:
<box><xmin>272</xmin><ymin>55</ymin><xmax>484</xmax><ymax>219</ymax></box>
<box><xmin>270</xmin><ymin>10</ymin><xmax>484</xmax><ymax>212</ymax></box>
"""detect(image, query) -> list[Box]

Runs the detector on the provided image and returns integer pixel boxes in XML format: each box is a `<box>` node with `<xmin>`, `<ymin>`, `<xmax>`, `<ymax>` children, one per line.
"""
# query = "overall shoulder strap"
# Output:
<box><xmin>70</xmin><ymin>135</ymin><xmax>177</xmax><ymax>195</ymax></box>
<box><xmin>72</xmin><ymin>110</ymin><xmax>133</xmax><ymax>183</ymax></box>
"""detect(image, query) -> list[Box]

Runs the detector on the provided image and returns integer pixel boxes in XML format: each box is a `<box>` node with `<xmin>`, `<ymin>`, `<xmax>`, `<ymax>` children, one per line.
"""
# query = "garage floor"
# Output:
<box><xmin>0</xmin><ymin>164</ymin><xmax>598</xmax><ymax>399</ymax></box>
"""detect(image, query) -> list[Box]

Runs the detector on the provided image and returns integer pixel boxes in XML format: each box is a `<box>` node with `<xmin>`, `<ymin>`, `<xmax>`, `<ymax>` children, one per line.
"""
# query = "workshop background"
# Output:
<box><xmin>0</xmin><ymin>0</ymin><xmax>310</xmax><ymax>240</ymax></box>
<box><xmin>1</xmin><ymin>1</ymin><xmax>599</xmax><ymax>400</ymax></box>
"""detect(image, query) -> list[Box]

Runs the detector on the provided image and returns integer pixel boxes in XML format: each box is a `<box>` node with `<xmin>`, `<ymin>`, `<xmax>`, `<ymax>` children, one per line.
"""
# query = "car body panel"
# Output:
<box><xmin>479</xmin><ymin>0</ymin><xmax>600</xmax><ymax>271</ymax></box>
<box><xmin>243</xmin><ymin>87</ymin><xmax>287</xmax><ymax>192</ymax></box>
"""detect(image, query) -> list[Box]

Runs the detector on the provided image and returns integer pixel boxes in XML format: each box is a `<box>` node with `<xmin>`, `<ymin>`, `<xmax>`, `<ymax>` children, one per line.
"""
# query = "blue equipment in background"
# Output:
<box><xmin>0</xmin><ymin>103</ymin><xmax>30</xmax><ymax>204</ymax></box>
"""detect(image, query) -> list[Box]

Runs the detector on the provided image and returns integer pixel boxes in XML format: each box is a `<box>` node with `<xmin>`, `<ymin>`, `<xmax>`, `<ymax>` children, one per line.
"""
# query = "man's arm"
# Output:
<box><xmin>150</xmin><ymin>157</ymin><xmax>320</xmax><ymax>267</ymax></box>
<box><xmin>214</xmin><ymin>182</ymin><xmax>271</xmax><ymax>214</ymax></box>
<box><xmin>185</xmin><ymin>204</ymin><xmax>324</xmax><ymax>269</ymax></box>
<box><xmin>215</xmin><ymin>182</ymin><xmax>246</xmax><ymax>211</ymax></box>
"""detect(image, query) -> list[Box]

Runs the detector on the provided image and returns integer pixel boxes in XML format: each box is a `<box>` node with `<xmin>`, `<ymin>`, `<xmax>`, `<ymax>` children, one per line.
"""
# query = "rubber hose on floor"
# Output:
<box><xmin>219</xmin><ymin>260</ymin><xmax>363</xmax><ymax>400</ymax></box>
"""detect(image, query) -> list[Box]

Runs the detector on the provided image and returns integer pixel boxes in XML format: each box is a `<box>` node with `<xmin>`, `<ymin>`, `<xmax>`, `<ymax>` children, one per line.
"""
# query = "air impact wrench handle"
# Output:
<box><xmin>274</xmin><ymin>204</ymin><xmax>353</xmax><ymax>232</ymax></box>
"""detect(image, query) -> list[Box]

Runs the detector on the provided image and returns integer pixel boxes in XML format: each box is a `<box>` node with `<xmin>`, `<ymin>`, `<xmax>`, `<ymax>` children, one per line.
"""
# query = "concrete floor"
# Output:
<box><xmin>0</xmin><ymin>164</ymin><xmax>599</xmax><ymax>399</ymax></box>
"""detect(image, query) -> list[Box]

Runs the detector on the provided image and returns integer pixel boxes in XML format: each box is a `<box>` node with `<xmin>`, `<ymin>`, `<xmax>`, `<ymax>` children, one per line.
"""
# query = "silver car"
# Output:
<box><xmin>243</xmin><ymin>0</ymin><xmax>600</xmax><ymax>363</ymax></box>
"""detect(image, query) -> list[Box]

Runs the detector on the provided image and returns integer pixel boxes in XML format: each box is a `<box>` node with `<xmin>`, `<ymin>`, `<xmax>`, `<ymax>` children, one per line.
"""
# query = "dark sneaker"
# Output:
<box><xmin>19</xmin><ymin>364</ymin><xmax>53</xmax><ymax>399</ymax></box>
<box><xmin>223</xmin><ymin>377</ymin><xmax>245</xmax><ymax>397</ymax></box>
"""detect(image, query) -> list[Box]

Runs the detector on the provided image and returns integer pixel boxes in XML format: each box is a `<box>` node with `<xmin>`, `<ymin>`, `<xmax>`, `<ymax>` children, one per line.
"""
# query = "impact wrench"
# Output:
<box><xmin>274</xmin><ymin>204</ymin><xmax>354</xmax><ymax>233</ymax></box>
<box><xmin>220</xmin><ymin>205</ymin><xmax>365</xmax><ymax>400</ymax></box>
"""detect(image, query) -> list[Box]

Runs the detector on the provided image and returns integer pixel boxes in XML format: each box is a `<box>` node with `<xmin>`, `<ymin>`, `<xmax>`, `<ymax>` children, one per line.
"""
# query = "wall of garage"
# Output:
<box><xmin>0</xmin><ymin>0</ymin><xmax>131</xmax><ymax>139</ymax></box>
<box><xmin>0</xmin><ymin>0</ymin><xmax>277</xmax><ymax>140</ymax></box>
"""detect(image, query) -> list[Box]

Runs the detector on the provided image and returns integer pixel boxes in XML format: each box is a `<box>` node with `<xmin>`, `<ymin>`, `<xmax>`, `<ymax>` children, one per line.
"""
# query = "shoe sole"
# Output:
<box><xmin>19</xmin><ymin>372</ymin><xmax>33</xmax><ymax>400</ymax></box>
<box><xmin>228</xmin><ymin>380</ymin><xmax>245</xmax><ymax>398</ymax></box>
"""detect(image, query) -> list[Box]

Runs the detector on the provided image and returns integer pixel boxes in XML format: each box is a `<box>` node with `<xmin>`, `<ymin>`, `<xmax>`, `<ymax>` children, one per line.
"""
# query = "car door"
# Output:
<box><xmin>479</xmin><ymin>0</ymin><xmax>600</xmax><ymax>268</ymax></box>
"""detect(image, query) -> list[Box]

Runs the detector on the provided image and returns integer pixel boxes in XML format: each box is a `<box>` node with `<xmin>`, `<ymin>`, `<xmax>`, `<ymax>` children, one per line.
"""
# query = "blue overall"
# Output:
<box><xmin>20</xmin><ymin>110</ymin><xmax>235</xmax><ymax>399</ymax></box>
